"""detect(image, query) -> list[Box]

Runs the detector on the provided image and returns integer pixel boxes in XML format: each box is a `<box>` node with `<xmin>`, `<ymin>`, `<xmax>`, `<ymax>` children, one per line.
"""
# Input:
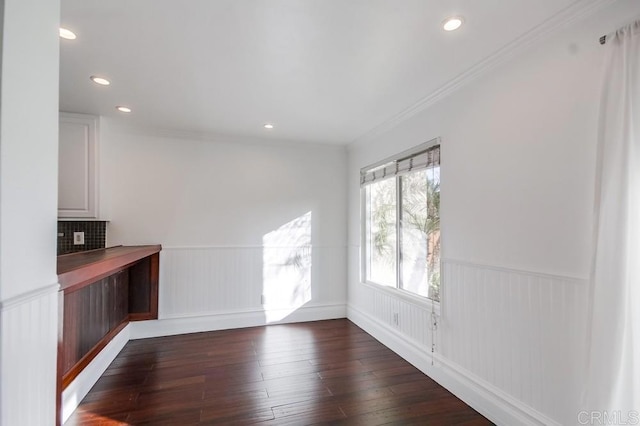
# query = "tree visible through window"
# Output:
<box><xmin>362</xmin><ymin>144</ymin><xmax>440</xmax><ymax>302</ymax></box>
<box><xmin>365</xmin><ymin>178</ymin><xmax>396</xmax><ymax>287</ymax></box>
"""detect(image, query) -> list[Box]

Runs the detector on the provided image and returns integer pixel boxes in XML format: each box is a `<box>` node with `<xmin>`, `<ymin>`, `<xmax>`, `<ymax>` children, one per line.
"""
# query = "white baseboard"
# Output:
<box><xmin>347</xmin><ymin>304</ymin><xmax>560</xmax><ymax>426</ymax></box>
<box><xmin>130</xmin><ymin>303</ymin><xmax>347</xmax><ymax>339</ymax></box>
<box><xmin>62</xmin><ymin>324</ymin><xmax>131</xmax><ymax>423</ymax></box>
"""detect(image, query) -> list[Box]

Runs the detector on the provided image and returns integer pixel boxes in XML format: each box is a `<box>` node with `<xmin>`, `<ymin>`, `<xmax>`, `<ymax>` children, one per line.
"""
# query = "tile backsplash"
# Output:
<box><xmin>57</xmin><ymin>221</ymin><xmax>107</xmax><ymax>255</ymax></box>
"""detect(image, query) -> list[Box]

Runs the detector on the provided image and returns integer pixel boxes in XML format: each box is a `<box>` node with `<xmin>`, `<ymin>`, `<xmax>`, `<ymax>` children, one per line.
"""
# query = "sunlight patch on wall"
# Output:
<box><xmin>262</xmin><ymin>211</ymin><xmax>312</xmax><ymax>322</ymax></box>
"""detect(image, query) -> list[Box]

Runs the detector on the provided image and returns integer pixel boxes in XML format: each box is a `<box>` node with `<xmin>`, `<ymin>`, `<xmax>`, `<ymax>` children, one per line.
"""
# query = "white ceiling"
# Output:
<box><xmin>59</xmin><ymin>0</ymin><xmax>596</xmax><ymax>144</ymax></box>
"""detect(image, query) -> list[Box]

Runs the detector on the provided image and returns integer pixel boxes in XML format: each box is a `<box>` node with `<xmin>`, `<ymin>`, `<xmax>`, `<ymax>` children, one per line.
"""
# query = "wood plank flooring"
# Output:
<box><xmin>65</xmin><ymin>319</ymin><xmax>493</xmax><ymax>425</ymax></box>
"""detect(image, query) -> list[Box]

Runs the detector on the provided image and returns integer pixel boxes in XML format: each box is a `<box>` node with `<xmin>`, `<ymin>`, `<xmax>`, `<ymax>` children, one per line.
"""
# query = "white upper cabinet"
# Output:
<box><xmin>58</xmin><ymin>112</ymin><xmax>99</xmax><ymax>218</ymax></box>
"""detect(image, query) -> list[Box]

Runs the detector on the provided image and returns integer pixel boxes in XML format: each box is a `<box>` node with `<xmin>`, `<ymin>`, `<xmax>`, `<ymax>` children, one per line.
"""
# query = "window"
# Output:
<box><xmin>361</xmin><ymin>141</ymin><xmax>441</xmax><ymax>302</ymax></box>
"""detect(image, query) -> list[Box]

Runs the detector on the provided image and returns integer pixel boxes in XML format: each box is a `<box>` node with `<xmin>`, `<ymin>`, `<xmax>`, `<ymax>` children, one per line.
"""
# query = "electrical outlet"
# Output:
<box><xmin>393</xmin><ymin>312</ymin><xmax>399</xmax><ymax>326</ymax></box>
<box><xmin>73</xmin><ymin>231</ymin><xmax>85</xmax><ymax>245</ymax></box>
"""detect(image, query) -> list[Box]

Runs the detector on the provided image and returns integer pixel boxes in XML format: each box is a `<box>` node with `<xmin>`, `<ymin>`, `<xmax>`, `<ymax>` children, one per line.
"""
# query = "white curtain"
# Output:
<box><xmin>584</xmin><ymin>20</ymin><xmax>640</xmax><ymax>415</ymax></box>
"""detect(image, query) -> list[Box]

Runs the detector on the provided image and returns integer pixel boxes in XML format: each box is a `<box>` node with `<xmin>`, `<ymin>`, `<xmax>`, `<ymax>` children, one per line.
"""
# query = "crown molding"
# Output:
<box><xmin>103</xmin><ymin>119</ymin><xmax>348</xmax><ymax>150</ymax></box>
<box><xmin>350</xmin><ymin>0</ymin><xmax>616</xmax><ymax>147</ymax></box>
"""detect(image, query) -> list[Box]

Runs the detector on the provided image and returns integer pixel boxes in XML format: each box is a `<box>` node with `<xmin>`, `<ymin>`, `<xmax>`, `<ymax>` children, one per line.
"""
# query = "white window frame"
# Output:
<box><xmin>360</xmin><ymin>138</ymin><xmax>441</xmax><ymax>308</ymax></box>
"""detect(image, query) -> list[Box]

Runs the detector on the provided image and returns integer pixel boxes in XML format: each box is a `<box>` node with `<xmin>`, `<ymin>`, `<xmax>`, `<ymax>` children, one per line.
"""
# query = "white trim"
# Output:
<box><xmin>0</xmin><ymin>283</ymin><xmax>59</xmax><ymax>310</ymax></box>
<box><xmin>106</xmin><ymin>121</ymin><xmax>350</xmax><ymax>148</ymax></box>
<box><xmin>62</xmin><ymin>324</ymin><xmax>131</xmax><ymax>423</ymax></box>
<box><xmin>361</xmin><ymin>280</ymin><xmax>441</xmax><ymax>314</ymax></box>
<box><xmin>347</xmin><ymin>304</ymin><xmax>561</xmax><ymax>426</ymax></box>
<box><xmin>360</xmin><ymin>184</ymin><xmax>367</xmax><ymax>284</ymax></box>
<box><xmin>160</xmin><ymin>306</ymin><xmax>276</xmax><ymax>320</ymax></box>
<box><xmin>57</xmin><ymin>218</ymin><xmax>110</xmax><ymax>222</ymax></box>
<box><xmin>158</xmin><ymin>304</ymin><xmax>346</xmax><ymax>321</ymax></box>
<box><xmin>162</xmin><ymin>244</ymin><xmax>346</xmax><ymax>250</ymax></box>
<box><xmin>130</xmin><ymin>303</ymin><xmax>347</xmax><ymax>340</ymax></box>
<box><xmin>351</xmin><ymin>0</ymin><xmax>615</xmax><ymax>146</ymax></box>
<box><xmin>442</xmin><ymin>258</ymin><xmax>588</xmax><ymax>284</ymax></box>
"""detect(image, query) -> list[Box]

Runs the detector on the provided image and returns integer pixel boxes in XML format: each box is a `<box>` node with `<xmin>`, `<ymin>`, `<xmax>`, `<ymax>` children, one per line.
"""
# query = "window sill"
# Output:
<box><xmin>360</xmin><ymin>280</ymin><xmax>441</xmax><ymax>314</ymax></box>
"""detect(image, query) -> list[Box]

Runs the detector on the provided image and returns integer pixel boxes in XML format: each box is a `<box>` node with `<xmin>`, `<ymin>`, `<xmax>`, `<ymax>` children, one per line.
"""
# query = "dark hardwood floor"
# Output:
<box><xmin>65</xmin><ymin>319</ymin><xmax>493</xmax><ymax>425</ymax></box>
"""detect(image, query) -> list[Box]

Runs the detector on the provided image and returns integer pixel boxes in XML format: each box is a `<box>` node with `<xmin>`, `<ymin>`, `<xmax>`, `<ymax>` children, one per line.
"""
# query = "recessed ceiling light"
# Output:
<box><xmin>264</xmin><ymin>124</ymin><xmax>274</xmax><ymax>129</ymax></box>
<box><xmin>90</xmin><ymin>76</ymin><xmax>110</xmax><ymax>86</ymax></box>
<box><xmin>116</xmin><ymin>106</ymin><xmax>132</xmax><ymax>113</ymax></box>
<box><xmin>59</xmin><ymin>28</ymin><xmax>77</xmax><ymax>40</ymax></box>
<box><xmin>443</xmin><ymin>17</ymin><xmax>464</xmax><ymax>32</ymax></box>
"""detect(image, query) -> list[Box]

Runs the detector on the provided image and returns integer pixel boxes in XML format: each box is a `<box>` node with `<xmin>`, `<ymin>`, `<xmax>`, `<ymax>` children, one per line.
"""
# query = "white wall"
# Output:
<box><xmin>0</xmin><ymin>0</ymin><xmax>60</xmax><ymax>424</ymax></box>
<box><xmin>347</xmin><ymin>1</ymin><xmax>640</xmax><ymax>425</ymax></box>
<box><xmin>100</xmin><ymin>122</ymin><xmax>347</xmax><ymax>327</ymax></box>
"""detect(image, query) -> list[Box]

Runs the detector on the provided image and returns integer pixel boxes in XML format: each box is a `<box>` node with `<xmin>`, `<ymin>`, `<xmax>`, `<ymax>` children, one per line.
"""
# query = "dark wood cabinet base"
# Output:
<box><xmin>56</xmin><ymin>245</ymin><xmax>161</xmax><ymax>425</ymax></box>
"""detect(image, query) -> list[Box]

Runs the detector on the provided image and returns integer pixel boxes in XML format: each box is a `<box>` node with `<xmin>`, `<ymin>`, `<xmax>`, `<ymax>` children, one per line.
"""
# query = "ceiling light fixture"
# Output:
<box><xmin>264</xmin><ymin>124</ymin><xmax>274</xmax><ymax>129</ymax></box>
<box><xmin>116</xmin><ymin>106</ymin><xmax>132</xmax><ymax>113</ymax></box>
<box><xmin>443</xmin><ymin>17</ymin><xmax>464</xmax><ymax>32</ymax></box>
<box><xmin>59</xmin><ymin>28</ymin><xmax>77</xmax><ymax>40</ymax></box>
<box><xmin>90</xmin><ymin>76</ymin><xmax>110</xmax><ymax>86</ymax></box>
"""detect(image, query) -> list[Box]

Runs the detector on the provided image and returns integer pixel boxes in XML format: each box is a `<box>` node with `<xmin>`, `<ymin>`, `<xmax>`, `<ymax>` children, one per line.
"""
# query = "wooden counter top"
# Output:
<box><xmin>58</xmin><ymin>245</ymin><xmax>161</xmax><ymax>292</ymax></box>
<box><xmin>57</xmin><ymin>244</ymin><xmax>161</xmax><ymax>408</ymax></box>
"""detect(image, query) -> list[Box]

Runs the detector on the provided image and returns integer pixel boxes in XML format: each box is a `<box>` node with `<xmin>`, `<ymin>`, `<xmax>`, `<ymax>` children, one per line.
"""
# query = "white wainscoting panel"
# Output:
<box><xmin>159</xmin><ymin>246</ymin><xmax>346</xmax><ymax>320</ymax></box>
<box><xmin>160</xmin><ymin>247</ymin><xmax>263</xmax><ymax>317</ymax></box>
<box><xmin>356</xmin><ymin>282</ymin><xmax>439</xmax><ymax>350</ymax></box>
<box><xmin>440</xmin><ymin>260</ymin><xmax>588</xmax><ymax>424</ymax></box>
<box><xmin>0</xmin><ymin>284</ymin><xmax>59</xmax><ymax>426</ymax></box>
<box><xmin>348</xmin><ymin>259</ymin><xmax>589</xmax><ymax>425</ymax></box>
